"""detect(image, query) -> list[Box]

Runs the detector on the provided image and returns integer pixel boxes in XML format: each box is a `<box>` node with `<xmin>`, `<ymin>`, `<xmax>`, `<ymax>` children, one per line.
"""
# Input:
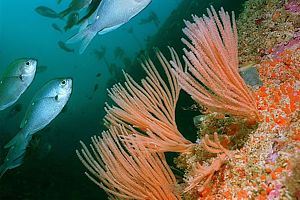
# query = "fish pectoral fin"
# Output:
<box><xmin>98</xmin><ymin>24</ymin><xmax>124</xmax><ymax>35</ymax></box>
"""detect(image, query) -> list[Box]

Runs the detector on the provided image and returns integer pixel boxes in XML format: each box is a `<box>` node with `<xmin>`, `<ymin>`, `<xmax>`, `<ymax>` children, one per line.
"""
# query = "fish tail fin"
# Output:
<box><xmin>66</xmin><ymin>28</ymin><xmax>96</xmax><ymax>54</ymax></box>
<box><xmin>58</xmin><ymin>7</ymin><xmax>71</xmax><ymax>18</ymax></box>
<box><xmin>0</xmin><ymin>163</ymin><xmax>9</xmax><ymax>179</ymax></box>
<box><xmin>4</xmin><ymin>130</ymin><xmax>27</xmax><ymax>149</ymax></box>
<box><xmin>0</xmin><ymin>134</ymin><xmax>29</xmax><ymax>178</ymax></box>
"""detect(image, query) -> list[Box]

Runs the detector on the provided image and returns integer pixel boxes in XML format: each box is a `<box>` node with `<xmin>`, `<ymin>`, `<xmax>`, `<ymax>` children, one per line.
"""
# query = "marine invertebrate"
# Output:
<box><xmin>76</xmin><ymin>5</ymin><xmax>300</xmax><ymax>199</ymax></box>
<box><xmin>77</xmin><ymin>125</ymin><xmax>181</xmax><ymax>199</ymax></box>
<box><xmin>171</xmin><ymin>7</ymin><xmax>259</xmax><ymax>120</ymax></box>
<box><xmin>285</xmin><ymin>155</ymin><xmax>300</xmax><ymax>199</ymax></box>
<box><xmin>105</xmin><ymin>50</ymin><xmax>193</xmax><ymax>153</ymax></box>
<box><xmin>237</xmin><ymin>0</ymin><xmax>299</xmax><ymax>65</ymax></box>
<box><xmin>184</xmin><ymin>133</ymin><xmax>232</xmax><ymax>193</ymax></box>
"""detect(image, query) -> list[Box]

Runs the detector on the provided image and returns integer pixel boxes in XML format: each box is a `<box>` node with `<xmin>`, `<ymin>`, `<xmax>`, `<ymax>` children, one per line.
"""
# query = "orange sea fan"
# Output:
<box><xmin>104</xmin><ymin>49</ymin><xmax>193</xmax><ymax>152</ymax></box>
<box><xmin>171</xmin><ymin>6</ymin><xmax>259</xmax><ymax>120</ymax></box>
<box><xmin>184</xmin><ymin>133</ymin><xmax>232</xmax><ymax>193</ymax></box>
<box><xmin>76</xmin><ymin>125</ymin><xmax>181</xmax><ymax>200</ymax></box>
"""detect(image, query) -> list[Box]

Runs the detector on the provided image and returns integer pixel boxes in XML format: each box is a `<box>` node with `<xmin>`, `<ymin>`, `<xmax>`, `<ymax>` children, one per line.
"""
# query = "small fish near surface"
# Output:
<box><xmin>64</xmin><ymin>12</ymin><xmax>79</xmax><ymax>32</ymax></box>
<box><xmin>0</xmin><ymin>78</ymin><xmax>73</xmax><ymax>177</ymax></box>
<box><xmin>35</xmin><ymin>6</ymin><xmax>61</xmax><ymax>19</ymax></box>
<box><xmin>0</xmin><ymin>58</ymin><xmax>37</xmax><ymax>111</ymax></box>
<box><xmin>58</xmin><ymin>41</ymin><xmax>75</xmax><ymax>53</ymax></box>
<box><xmin>67</xmin><ymin>0</ymin><xmax>152</xmax><ymax>54</ymax></box>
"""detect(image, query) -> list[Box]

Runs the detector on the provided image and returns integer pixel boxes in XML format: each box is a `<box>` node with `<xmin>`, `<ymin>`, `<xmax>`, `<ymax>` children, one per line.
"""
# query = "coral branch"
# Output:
<box><xmin>104</xmin><ymin>49</ymin><xmax>193</xmax><ymax>152</ymax></box>
<box><xmin>76</xmin><ymin>126</ymin><xmax>181</xmax><ymax>200</ymax></box>
<box><xmin>171</xmin><ymin>6</ymin><xmax>259</xmax><ymax>120</ymax></box>
<box><xmin>184</xmin><ymin>133</ymin><xmax>232</xmax><ymax>193</ymax></box>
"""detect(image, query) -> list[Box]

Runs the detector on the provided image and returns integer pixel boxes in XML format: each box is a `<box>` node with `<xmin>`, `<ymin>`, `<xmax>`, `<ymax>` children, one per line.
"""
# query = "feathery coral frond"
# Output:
<box><xmin>184</xmin><ymin>133</ymin><xmax>232</xmax><ymax>193</ymax></box>
<box><xmin>76</xmin><ymin>126</ymin><xmax>181</xmax><ymax>200</ymax></box>
<box><xmin>171</xmin><ymin>6</ymin><xmax>259</xmax><ymax>120</ymax></box>
<box><xmin>104</xmin><ymin>49</ymin><xmax>193</xmax><ymax>152</ymax></box>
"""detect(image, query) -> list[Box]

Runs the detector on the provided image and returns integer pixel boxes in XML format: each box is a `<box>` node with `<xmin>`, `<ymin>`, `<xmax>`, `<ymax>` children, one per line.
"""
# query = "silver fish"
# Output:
<box><xmin>0</xmin><ymin>133</ymin><xmax>31</xmax><ymax>178</ymax></box>
<box><xmin>0</xmin><ymin>78</ymin><xmax>73</xmax><ymax>177</ymax></box>
<box><xmin>0</xmin><ymin>58</ymin><xmax>37</xmax><ymax>111</ymax></box>
<box><xmin>67</xmin><ymin>0</ymin><xmax>152</xmax><ymax>54</ymax></box>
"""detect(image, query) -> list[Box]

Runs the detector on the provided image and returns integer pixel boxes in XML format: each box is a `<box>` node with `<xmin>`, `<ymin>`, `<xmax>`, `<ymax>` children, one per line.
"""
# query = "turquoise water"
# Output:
<box><xmin>0</xmin><ymin>0</ymin><xmax>245</xmax><ymax>199</ymax></box>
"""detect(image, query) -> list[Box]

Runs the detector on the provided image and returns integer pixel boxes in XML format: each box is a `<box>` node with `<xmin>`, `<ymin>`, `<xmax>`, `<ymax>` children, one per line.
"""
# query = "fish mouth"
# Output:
<box><xmin>31</xmin><ymin>59</ymin><xmax>38</xmax><ymax>66</ymax></box>
<box><xmin>24</xmin><ymin>59</ymin><xmax>38</xmax><ymax>74</ymax></box>
<box><xmin>63</xmin><ymin>78</ymin><xmax>73</xmax><ymax>93</ymax></box>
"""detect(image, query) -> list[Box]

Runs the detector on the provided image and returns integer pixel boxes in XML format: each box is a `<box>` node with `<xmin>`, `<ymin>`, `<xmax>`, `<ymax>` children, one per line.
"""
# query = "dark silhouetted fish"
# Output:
<box><xmin>35</xmin><ymin>6</ymin><xmax>60</xmax><ymax>19</ymax></box>
<box><xmin>139</xmin><ymin>11</ymin><xmax>160</xmax><ymax>27</ymax></box>
<box><xmin>59</xmin><ymin>0</ymin><xmax>92</xmax><ymax>18</ymax></box>
<box><xmin>77</xmin><ymin>0</ymin><xmax>102</xmax><ymax>25</ymax></box>
<box><xmin>96</xmin><ymin>73</ymin><xmax>101</xmax><ymax>77</ymax></box>
<box><xmin>64</xmin><ymin>12</ymin><xmax>79</xmax><ymax>32</ymax></box>
<box><xmin>114</xmin><ymin>47</ymin><xmax>125</xmax><ymax>59</ymax></box>
<box><xmin>58</xmin><ymin>41</ymin><xmax>75</xmax><ymax>53</ymax></box>
<box><xmin>92</xmin><ymin>47</ymin><xmax>106</xmax><ymax>60</ymax></box>
<box><xmin>51</xmin><ymin>23</ymin><xmax>63</xmax><ymax>33</ymax></box>
<box><xmin>93</xmin><ymin>83</ymin><xmax>99</xmax><ymax>92</ymax></box>
<box><xmin>126</xmin><ymin>27</ymin><xmax>142</xmax><ymax>48</ymax></box>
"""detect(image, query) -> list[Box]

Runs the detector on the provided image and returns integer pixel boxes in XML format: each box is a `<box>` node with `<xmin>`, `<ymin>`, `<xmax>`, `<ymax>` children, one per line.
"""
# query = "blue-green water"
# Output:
<box><xmin>0</xmin><ymin>0</ymin><xmax>245</xmax><ymax>199</ymax></box>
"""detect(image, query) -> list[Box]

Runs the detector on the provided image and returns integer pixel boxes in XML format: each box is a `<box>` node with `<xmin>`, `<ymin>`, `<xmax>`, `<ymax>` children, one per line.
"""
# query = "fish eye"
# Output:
<box><xmin>61</xmin><ymin>80</ymin><xmax>66</xmax><ymax>85</ymax></box>
<box><xmin>25</xmin><ymin>61</ymin><xmax>30</xmax><ymax>65</ymax></box>
<box><xmin>19</xmin><ymin>75</ymin><xmax>23</xmax><ymax>81</ymax></box>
